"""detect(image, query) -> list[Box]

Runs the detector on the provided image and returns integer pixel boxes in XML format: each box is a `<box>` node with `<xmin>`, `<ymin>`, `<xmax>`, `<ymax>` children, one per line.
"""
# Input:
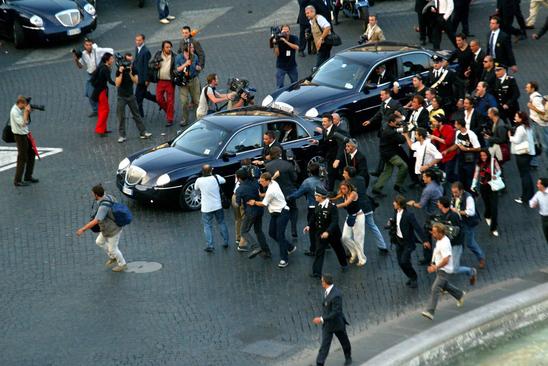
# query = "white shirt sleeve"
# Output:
<box><xmin>468</xmin><ymin>131</ymin><xmax>481</xmax><ymax>148</ymax></box>
<box><xmin>428</xmin><ymin>143</ymin><xmax>443</xmax><ymax>160</ymax></box>
<box><xmin>10</xmin><ymin>106</ymin><xmax>24</xmax><ymax>128</ymax></box>
<box><xmin>194</xmin><ymin>178</ymin><xmax>201</xmax><ymax>192</ymax></box>
<box><xmin>533</xmin><ymin>94</ymin><xmax>545</xmax><ymax>113</ymax></box>
<box><xmin>509</xmin><ymin>125</ymin><xmax>527</xmax><ymax>144</ymax></box>
<box><xmin>216</xmin><ymin>174</ymin><xmax>226</xmax><ymax>184</ymax></box>
<box><xmin>262</xmin><ymin>187</ymin><xmax>273</xmax><ymax>207</ymax></box>
<box><xmin>465</xmin><ymin>195</ymin><xmax>475</xmax><ymax>217</ymax></box>
<box><xmin>529</xmin><ymin>192</ymin><xmax>539</xmax><ymax>209</ymax></box>
<box><xmin>316</xmin><ymin>15</ymin><xmax>331</xmax><ymax>29</ymax></box>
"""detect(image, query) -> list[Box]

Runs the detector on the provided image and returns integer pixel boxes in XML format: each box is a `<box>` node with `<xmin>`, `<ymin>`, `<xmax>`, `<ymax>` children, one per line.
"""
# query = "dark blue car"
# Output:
<box><xmin>0</xmin><ymin>0</ymin><xmax>97</xmax><ymax>48</ymax></box>
<box><xmin>262</xmin><ymin>42</ymin><xmax>449</xmax><ymax>133</ymax></box>
<box><xmin>116</xmin><ymin>107</ymin><xmax>324</xmax><ymax>211</ymax></box>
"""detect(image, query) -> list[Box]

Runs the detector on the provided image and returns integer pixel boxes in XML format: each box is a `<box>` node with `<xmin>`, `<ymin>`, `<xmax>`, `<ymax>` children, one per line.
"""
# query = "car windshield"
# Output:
<box><xmin>172</xmin><ymin>120</ymin><xmax>229</xmax><ymax>157</ymax></box>
<box><xmin>311</xmin><ymin>56</ymin><xmax>368</xmax><ymax>90</ymax></box>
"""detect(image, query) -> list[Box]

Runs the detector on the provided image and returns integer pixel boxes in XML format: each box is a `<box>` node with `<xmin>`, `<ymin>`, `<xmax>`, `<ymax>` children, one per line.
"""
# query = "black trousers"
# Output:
<box><xmin>299</xmin><ymin>24</ymin><xmax>313</xmax><ymax>53</ymax></box>
<box><xmin>316</xmin><ymin>44</ymin><xmax>332</xmax><ymax>68</ymax></box>
<box><xmin>312</xmin><ymin>232</ymin><xmax>348</xmax><ymax>275</ymax></box>
<box><xmin>316</xmin><ymin>327</ymin><xmax>351</xmax><ymax>366</ymax></box>
<box><xmin>431</xmin><ymin>14</ymin><xmax>457</xmax><ymax>50</ymax></box>
<box><xmin>14</xmin><ymin>134</ymin><xmax>35</xmax><ymax>184</ymax></box>
<box><xmin>515</xmin><ymin>154</ymin><xmax>534</xmax><ymax>202</ymax></box>
<box><xmin>307</xmin><ymin>207</ymin><xmax>317</xmax><ymax>252</ymax></box>
<box><xmin>395</xmin><ymin>240</ymin><xmax>418</xmax><ymax>280</ymax></box>
<box><xmin>418</xmin><ymin>12</ymin><xmax>433</xmax><ymax>41</ymax></box>
<box><xmin>542</xmin><ymin>216</ymin><xmax>548</xmax><ymax>244</ymax></box>
<box><xmin>480</xmin><ymin>183</ymin><xmax>498</xmax><ymax>231</ymax></box>
<box><xmin>287</xmin><ymin>198</ymin><xmax>299</xmax><ymax>237</ymax></box>
<box><xmin>452</xmin><ymin>2</ymin><xmax>471</xmax><ymax>35</ymax></box>
<box><xmin>135</xmin><ymin>83</ymin><xmax>157</xmax><ymax>117</ymax></box>
<box><xmin>326</xmin><ymin>159</ymin><xmax>339</xmax><ymax>192</ymax></box>
<box><xmin>500</xmin><ymin>11</ymin><xmax>523</xmax><ymax>36</ymax></box>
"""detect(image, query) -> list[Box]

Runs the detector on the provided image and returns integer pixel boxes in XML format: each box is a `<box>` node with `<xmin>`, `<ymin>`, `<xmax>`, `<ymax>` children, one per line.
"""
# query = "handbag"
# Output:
<box><xmin>2</xmin><ymin>119</ymin><xmax>15</xmax><ymax>143</ymax></box>
<box><xmin>324</xmin><ymin>31</ymin><xmax>342</xmax><ymax>46</ymax></box>
<box><xmin>213</xmin><ymin>174</ymin><xmax>231</xmax><ymax>209</ymax></box>
<box><xmin>487</xmin><ymin>157</ymin><xmax>505</xmax><ymax>192</ymax></box>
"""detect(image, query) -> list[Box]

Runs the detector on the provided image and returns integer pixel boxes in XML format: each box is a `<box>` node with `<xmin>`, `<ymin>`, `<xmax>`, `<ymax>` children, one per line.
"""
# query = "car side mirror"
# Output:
<box><xmin>221</xmin><ymin>151</ymin><xmax>236</xmax><ymax>161</ymax></box>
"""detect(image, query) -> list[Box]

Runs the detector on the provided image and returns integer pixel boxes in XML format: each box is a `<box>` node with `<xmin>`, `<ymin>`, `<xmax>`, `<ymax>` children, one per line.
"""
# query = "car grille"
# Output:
<box><xmin>55</xmin><ymin>10</ymin><xmax>81</xmax><ymax>27</ymax></box>
<box><xmin>125</xmin><ymin>165</ymin><xmax>146</xmax><ymax>186</ymax></box>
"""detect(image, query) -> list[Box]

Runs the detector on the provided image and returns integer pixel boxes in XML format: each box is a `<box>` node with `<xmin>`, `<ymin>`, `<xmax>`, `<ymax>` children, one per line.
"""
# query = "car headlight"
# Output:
<box><xmin>29</xmin><ymin>15</ymin><xmax>44</xmax><ymax>27</ymax></box>
<box><xmin>84</xmin><ymin>4</ymin><xmax>96</xmax><ymax>16</ymax></box>
<box><xmin>305</xmin><ymin>107</ymin><xmax>319</xmax><ymax>118</ymax></box>
<box><xmin>118</xmin><ymin>158</ymin><xmax>130</xmax><ymax>171</ymax></box>
<box><xmin>261</xmin><ymin>95</ymin><xmax>273</xmax><ymax>107</ymax></box>
<box><xmin>156</xmin><ymin>174</ymin><xmax>170</xmax><ymax>186</ymax></box>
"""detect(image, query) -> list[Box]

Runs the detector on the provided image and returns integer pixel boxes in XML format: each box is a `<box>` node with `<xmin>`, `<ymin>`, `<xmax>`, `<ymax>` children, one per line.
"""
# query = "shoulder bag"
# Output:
<box><xmin>487</xmin><ymin>157</ymin><xmax>505</xmax><ymax>192</ymax></box>
<box><xmin>324</xmin><ymin>31</ymin><xmax>342</xmax><ymax>46</ymax></box>
<box><xmin>2</xmin><ymin>118</ymin><xmax>15</xmax><ymax>143</ymax></box>
<box><xmin>213</xmin><ymin>174</ymin><xmax>231</xmax><ymax>209</ymax></box>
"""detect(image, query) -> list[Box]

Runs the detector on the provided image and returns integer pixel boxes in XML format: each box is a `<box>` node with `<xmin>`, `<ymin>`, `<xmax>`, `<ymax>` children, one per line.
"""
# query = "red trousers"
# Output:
<box><xmin>156</xmin><ymin>80</ymin><xmax>174</xmax><ymax>122</ymax></box>
<box><xmin>95</xmin><ymin>89</ymin><xmax>109</xmax><ymax>134</ymax></box>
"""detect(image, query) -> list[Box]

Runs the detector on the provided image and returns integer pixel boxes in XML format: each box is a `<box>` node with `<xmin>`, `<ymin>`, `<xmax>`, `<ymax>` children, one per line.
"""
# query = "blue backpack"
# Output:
<box><xmin>100</xmin><ymin>199</ymin><xmax>133</xmax><ymax>227</ymax></box>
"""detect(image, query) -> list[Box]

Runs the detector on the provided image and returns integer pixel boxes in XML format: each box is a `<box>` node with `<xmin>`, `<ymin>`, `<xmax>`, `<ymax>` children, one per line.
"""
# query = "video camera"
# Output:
<box><xmin>358</xmin><ymin>34</ymin><xmax>368</xmax><ymax>44</ymax></box>
<box><xmin>228</xmin><ymin>78</ymin><xmax>256</xmax><ymax>101</ymax></box>
<box><xmin>115</xmin><ymin>52</ymin><xmax>132</xmax><ymax>69</ymax></box>
<box><xmin>395</xmin><ymin>120</ymin><xmax>417</xmax><ymax>134</ymax></box>
<box><xmin>269</xmin><ymin>25</ymin><xmax>288</xmax><ymax>48</ymax></box>
<box><xmin>71</xmin><ymin>47</ymin><xmax>83</xmax><ymax>59</ymax></box>
<box><xmin>25</xmin><ymin>97</ymin><xmax>45</xmax><ymax>112</ymax></box>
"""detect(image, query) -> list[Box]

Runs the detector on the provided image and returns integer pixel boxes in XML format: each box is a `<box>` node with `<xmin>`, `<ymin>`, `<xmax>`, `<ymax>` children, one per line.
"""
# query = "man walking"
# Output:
<box><xmin>76</xmin><ymin>185</ymin><xmax>127</xmax><ymax>272</ymax></box>
<box><xmin>194</xmin><ymin>165</ymin><xmax>230</xmax><ymax>252</ymax></box>
<box><xmin>151</xmin><ymin>41</ymin><xmax>176</xmax><ymax>127</ymax></box>
<box><xmin>157</xmin><ymin>0</ymin><xmax>176</xmax><ymax>24</ymax></box>
<box><xmin>421</xmin><ymin>223</ymin><xmax>465</xmax><ymax>320</ymax></box>
<box><xmin>10</xmin><ymin>96</ymin><xmax>37</xmax><ymax>187</ymax></box>
<box><xmin>133</xmin><ymin>33</ymin><xmax>157</xmax><ymax>117</ymax></box>
<box><xmin>530</xmin><ymin>178</ymin><xmax>548</xmax><ymax>243</ymax></box>
<box><xmin>312</xmin><ymin>273</ymin><xmax>353</xmax><ymax>366</ymax></box>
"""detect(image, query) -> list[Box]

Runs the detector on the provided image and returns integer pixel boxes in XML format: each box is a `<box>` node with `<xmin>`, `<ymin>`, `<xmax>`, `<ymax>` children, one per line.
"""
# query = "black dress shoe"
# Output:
<box><xmin>344</xmin><ymin>357</ymin><xmax>353</xmax><ymax>365</ymax></box>
<box><xmin>304</xmin><ymin>250</ymin><xmax>315</xmax><ymax>257</ymax></box>
<box><xmin>14</xmin><ymin>181</ymin><xmax>30</xmax><ymax>187</ymax></box>
<box><xmin>407</xmin><ymin>279</ymin><xmax>418</xmax><ymax>288</ymax></box>
<box><xmin>394</xmin><ymin>185</ymin><xmax>406</xmax><ymax>194</ymax></box>
<box><xmin>88</xmin><ymin>111</ymin><xmax>98</xmax><ymax>118</ymax></box>
<box><xmin>248</xmin><ymin>248</ymin><xmax>262</xmax><ymax>259</ymax></box>
<box><xmin>24</xmin><ymin>178</ymin><xmax>39</xmax><ymax>183</ymax></box>
<box><xmin>309</xmin><ymin>273</ymin><xmax>321</xmax><ymax>279</ymax></box>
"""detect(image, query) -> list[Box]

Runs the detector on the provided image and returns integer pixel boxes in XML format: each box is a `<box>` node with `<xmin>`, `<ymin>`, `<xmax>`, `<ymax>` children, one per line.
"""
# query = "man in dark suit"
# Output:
<box><xmin>312</xmin><ymin>273</ymin><xmax>352</xmax><ymax>366</ymax></box>
<box><xmin>312</xmin><ymin>114</ymin><xmax>344</xmax><ymax>191</ymax></box>
<box><xmin>133</xmin><ymin>33</ymin><xmax>157</xmax><ymax>117</ymax></box>
<box><xmin>487</xmin><ymin>16</ymin><xmax>518</xmax><ymax>73</ymax></box>
<box><xmin>454</xmin><ymin>96</ymin><xmax>485</xmax><ymax>138</ymax></box>
<box><xmin>429</xmin><ymin>0</ymin><xmax>458</xmax><ymax>50</ymax></box>
<box><xmin>453</xmin><ymin>0</ymin><xmax>473</xmax><ymax>36</ymax></box>
<box><xmin>337</xmin><ymin>138</ymin><xmax>370</xmax><ymax>188</ymax></box>
<box><xmin>480</xmin><ymin>55</ymin><xmax>497</xmax><ymax>92</ymax></box>
<box><xmin>415</xmin><ymin>0</ymin><xmax>432</xmax><ymax>45</ymax></box>
<box><xmin>305</xmin><ymin>187</ymin><xmax>349</xmax><ymax>278</ymax></box>
<box><xmin>362</xmin><ymin>88</ymin><xmax>405</xmax><ymax>130</ymax></box>
<box><xmin>493</xmin><ymin>63</ymin><xmax>520</xmax><ymax>122</ymax></box>
<box><xmin>389</xmin><ymin>195</ymin><xmax>429</xmax><ymax>288</ymax></box>
<box><xmin>253</xmin><ymin>130</ymin><xmax>285</xmax><ymax>166</ymax></box>
<box><xmin>368</xmin><ymin>64</ymin><xmax>395</xmax><ymax>86</ymax></box>
<box><xmin>407</xmin><ymin>95</ymin><xmax>430</xmax><ymax>131</ymax></box>
<box><xmin>467</xmin><ymin>39</ymin><xmax>486</xmax><ymax>92</ymax></box>
<box><xmin>297</xmin><ymin>0</ymin><xmax>312</xmax><ymax>57</ymax></box>
<box><xmin>309</xmin><ymin>0</ymin><xmax>333</xmax><ymax>23</ymax></box>
<box><xmin>426</xmin><ymin>54</ymin><xmax>464</xmax><ymax>114</ymax></box>
<box><xmin>266</xmin><ymin>146</ymin><xmax>299</xmax><ymax>238</ymax></box>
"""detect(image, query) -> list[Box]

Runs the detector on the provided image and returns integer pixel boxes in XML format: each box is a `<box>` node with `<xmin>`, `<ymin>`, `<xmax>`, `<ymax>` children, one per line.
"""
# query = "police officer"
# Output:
<box><xmin>493</xmin><ymin>63</ymin><xmax>520</xmax><ymax>123</ymax></box>
<box><xmin>304</xmin><ymin>186</ymin><xmax>349</xmax><ymax>278</ymax></box>
<box><xmin>426</xmin><ymin>54</ymin><xmax>463</xmax><ymax>115</ymax></box>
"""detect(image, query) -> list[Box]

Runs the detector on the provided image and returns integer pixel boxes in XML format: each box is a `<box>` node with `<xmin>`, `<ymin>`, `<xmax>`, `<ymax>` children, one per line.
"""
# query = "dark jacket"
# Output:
<box><xmin>379</xmin><ymin>126</ymin><xmax>406</xmax><ymax>161</ymax></box>
<box><xmin>480</xmin><ymin>68</ymin><xmax>497</xmax><ymax>92</ymax></box>
<box><xmin>91</xmin><ymin>64</ymin><xmax>115</xmax><ymax>101</ymax></box>
<box><xmin>494</xmin><ymin>75</ymin><xmax>520</xmax><ymax>111</ymax></box>
<box><xmin>470</xmin><ymin>49</ymin><xmax>486</xmax><ymax>87</ymax></box>
<box><xmin>319</xmin><ymin>125</ymin><xmax>343</xmax><ymax>162</ymax></box>
<box><xmin>149</xmin><ymin>50</ymin><xmax>176</xmax><ymax>83</ymax></box>
<box><xmin>178</xmin><ymin>37</ymin><xmax>206</xmax><ymax>70</ymax></box>
<box><xmin>454</xmin><ymin>108</ymin><xmax>484</xmax><ymax>135</ymax></box>
<box><xmin>407</xmin><ymin>107</ymin><xmax>430</xmax><ymax>131</ymax></box>
<box><xmin>394</xmin><ymin>209</ymin><xmax>427</xmax><ymax>247</ymax></box>
<box><xmin>133</xmin><ymin>44</ymin><xmax>151</xmax><ymax>86</ymax></box>
<box><xmin>487</xmin><ymin>119</ymin><xmax>510</xmax><ymax>145</ymax></box>
<box><xmin>261</xmin><ymin>141</ymin><xmax>286</xmax><ymax>161</ymax></box>
<box><xmin>321</xmin><ymin>286</ymin><xmax>349</xmax><ymax>333</ymax></box>
<box><xmin>426</xmin><ymin>68</ymin><xmax>464</xmax><ymax>103</ymax></box>
<box><xmin>370</xmin><ymin>98</ymin><xmax>404</xmax><ymax>128</ymax></box>
<box><xmin>309</xmin><ymin>200</ymin><xmax>341</xmax><ymax>236</ymax></box>
<box><xmin>437</xmin><ymin>210</ymin><xmax>464</xmax><ymax>246</ymax></box>
<box><xmin>309</xmin><ymin>0</ymin><xmax>332</xmax><ymax>22</ymax></box>
<box><xmin>265</xmin><ymin>158</ymin><xmax>298</xmax><ymax>196</ymax></box>
<box><xmin>297</xmin><ymin>0</ymin><xmax>311</xmax><ymax>25</ymax></box>
<box><xmin>448</xmin><ymin>46</ymin><xmax>474</xmax><ymax>79</ymax></box>
<box><xmin>235</xmin><ymin>180</ymin><xmax>263</xmax><ymax>216</ymax></box>
<box><xmin>487</xmin><ymin>29</ymin><xmax>517</xmax><ymax>67</ymax></box>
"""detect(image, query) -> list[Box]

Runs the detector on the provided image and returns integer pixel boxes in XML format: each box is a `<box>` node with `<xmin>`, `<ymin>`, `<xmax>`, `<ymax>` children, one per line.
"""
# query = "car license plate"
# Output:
<box><xmin>122</xmin><ymin>186</ymin><xmax>133</xmax><ymax>196</ymax></box>
<box><xmin>67</xmin><ymin>28</ymin><xmax>81</xmax><ymax>36</ymax></box>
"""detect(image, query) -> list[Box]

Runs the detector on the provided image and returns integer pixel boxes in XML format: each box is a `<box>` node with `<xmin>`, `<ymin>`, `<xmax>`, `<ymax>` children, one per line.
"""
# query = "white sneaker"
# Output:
<box><xmin>485</xmin><ymin>218</ymin><xmax>492</xmax><ymax>227</ymax></box>
<box><xmin>514</xmin><ymin>198</ymin><xmax>523</xmax><ymax>204</ymax></box>
<box><xmin>277</xmin><ymin>260</ymin><xmax>288</xmax><ymax>268</ymax></box>
<box><xmin>140</xmin><ymin>132</ymin><xmax>152</xmax><ymax>139</ymax></box>
<box><xmin>457</xmin><ymin>291</ymin><xmax>466</xmax><ymax>307</ymax></box>
<box><xmin>117</xmin><ymin>137</ymin><xmax>127</xmax><ymax>143</ymax></box>
<box><xmin>421</xmin><ymin>311</ymin><xmax>434</xmax><ymax>320</ymax></box>
<box><xmin>492</xmin><ymin>230</ymin><xmax>499</xmax><ymax>237</ymax></box>
<box><xmin>160</xmin><ymin>18</ymin><xmax>170</xmax><ymax>24</ymax></box>
<box><xmin>357</xmin><ymin>258</ymin><xmax>367</xmax><ymax>267</ymax></box>
<box><xmin>348</xmin><ymin>255</ymin><xmax>356</xmax><ymax>264</ymax></box>
<box><xmin>166</xmin><ymin>15</ymin><xmax>176</xmax><ymax>20</ymax></box>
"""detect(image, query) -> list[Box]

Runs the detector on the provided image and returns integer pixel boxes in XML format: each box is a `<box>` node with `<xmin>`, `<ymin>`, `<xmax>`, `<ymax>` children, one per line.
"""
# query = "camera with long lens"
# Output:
<box><xmin>358</xmin><ymin>34</ymin><xmax>368</xmax><ymax>44</ymax></box>
<box><xmin>115</xmin><ymin>52</ymin><xmax>132</xmax><ymax>69</ymax></box>
<box><xmin>228</xmin><ymin>78</ymin><xmax>256</xmax><ymax>101</ymax></box>
<box><xmin>25</xmin><ymin>97</ymin><xmax>45</xmax><ymax>112</ymax></box>
<box><xmin>173</xmin><ymin>66</ymin><xmax>191</xmax><ymax>87</ymax></box>
<box><xmin>396</xmin><ymin>121</ymin><xmax>417</xmax><ymax>134</ymax></box>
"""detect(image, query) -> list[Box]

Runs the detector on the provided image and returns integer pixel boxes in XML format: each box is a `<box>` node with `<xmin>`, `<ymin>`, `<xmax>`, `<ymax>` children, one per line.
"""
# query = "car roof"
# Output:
<box><xmin>201</xmin><ymin>106</ymin><xmax>309</xmax><ymax>131</ymax></box>
<box><xmin>336</xmin><ymin>41</ymin><xmax>431</xmax><ymax>63</ymax></box>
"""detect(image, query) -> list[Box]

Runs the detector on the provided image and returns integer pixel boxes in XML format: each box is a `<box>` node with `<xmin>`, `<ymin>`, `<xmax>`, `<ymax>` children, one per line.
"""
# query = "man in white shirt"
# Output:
<box><xmin>194</xmin><ymin>165</ymin><xmax>230</xmax><ymax>252</ymax></box>
<box><xmin>430</xmin><ymin>0</ymin><xmax>457</xmax><ymax>50</ymax></box>
<box><xmin>405</xmin><ymin>128</ymin><xmax>442</xmax><ymax>179</ymax></box>
<box><xmin>422</xmin><ymin>223</ymin><xmax>465</xmax><ymax>320</ymax></box>
<box><xmin>530</xmin><ymin>177</ymin><xmax>548</xmax><ymax>243</ymax></box>
<box><xmin>247</xmin><ymin>172</ymin><xmax>296</xmax><ymax>268</ymax></box>
<box><xmin>10</xmin><ymin>96</ymin><xmax>37</xmax><ymax>187</ymax></box>
<box><xmin>73</xmin><ymin>39</ymin><xmax>114</xmax><ymax>117</ymax></box>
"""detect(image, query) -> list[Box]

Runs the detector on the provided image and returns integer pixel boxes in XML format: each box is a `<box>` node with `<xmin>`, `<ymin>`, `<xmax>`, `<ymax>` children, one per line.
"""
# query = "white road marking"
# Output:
<box><xmin>14</xmin><ymin>21</ymin><xmax>122</xmax><ymax>66</ymax></box>
<box><xmin>0</xmin><ymin>146</ymin><xmax>63</xmax><ymax>172</ymax></box>
<box><xmin>147</xmin><ymin>7</ymin><xmax>233</xmax><ymax>44</ymax></box>
<box><xmin>247</xmin><ymin>0</ymin><xmax>299</xmax><ymax>29</ymax></box>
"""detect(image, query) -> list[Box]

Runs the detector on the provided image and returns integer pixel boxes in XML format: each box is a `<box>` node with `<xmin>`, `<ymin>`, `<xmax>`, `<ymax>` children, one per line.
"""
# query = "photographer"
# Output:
<box><xmin>115</xmin><ymin>53</ymin><xmax>152</xmax><ymax>143</ymax></box>
<box><xmin>271</xmin><ymin>24</ymin><xmax>299</xmax><ymax>89</ymax></box>
<box><xmin>178</xmin><ymin>26</ymin><xmax>205</xmax><ymax>73</ymax></box>
<box><xmin>10</xmin><ymin>96</ymin><xmax>38</xmax><ymax>186</ymax></box>
<box><xmin>175</xmin><ymin>45</ymin><xmax>200</xmax><ymax>126</ymax></box>
<box><xmin>150</xmin><ymin>41</ymin><xmax>177</xmax><ymax>127</ymax></box>
<box><xmin>305</xmin><ymin>5</ymin><xmax>332</xmax><ymax>67</ymax></box>
<box><xmin>196</xmin><ymin>74</ymin><xmax>235</xmax><ymax>120</ymax></box>
<box><xmin>91</xmin><ymin>53</ymin><xmax>115</xmax><ymax>137</ymax></box>
<box><xmin>229</xmin><ymin>91</ymin><xmax>255</xmax><ymax>110</ymax></box>
<box><xmin>73</xmin><ymin>38</ymin><xmax>113</xmax><ymax>118</ymax></box>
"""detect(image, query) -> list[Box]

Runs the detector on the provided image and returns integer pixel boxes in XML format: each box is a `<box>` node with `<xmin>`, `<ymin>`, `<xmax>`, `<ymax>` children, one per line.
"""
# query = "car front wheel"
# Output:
<box><xmin>13</xmin><ymin>21</ymin><xmax>26</xmax><ymax>49</ymax></box>
<box><xmin>179</xmin><ymin>179</ymin><xmax>201</xmax><ymax>211</ymax></box>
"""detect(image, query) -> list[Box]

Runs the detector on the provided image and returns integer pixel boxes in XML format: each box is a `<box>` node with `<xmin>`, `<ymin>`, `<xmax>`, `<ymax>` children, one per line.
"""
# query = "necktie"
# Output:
<box><xmin>324</xmin><ymin>290</ymin><xmax>328</xmax><ymax>298</ymax></box>
<box><xmin>489</xmin><ymin>32</ymin><xmax>496</xmax><ymax>58</ymax></box>
<box><xmin>435</xmin><ymin>0</ymin><xmax>439</xmax><ymax>11</ymax></box>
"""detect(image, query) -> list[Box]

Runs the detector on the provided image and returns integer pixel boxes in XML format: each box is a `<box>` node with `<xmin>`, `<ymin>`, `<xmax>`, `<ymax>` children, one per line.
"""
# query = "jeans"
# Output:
<box><xmin>117</xmin><ymin>95</ymin><xmax>147</xmax><ymax>138</ymax></box>
<box><xmin>135</xmin><ymin>83</ymin><xmax>156</xmax><ymax>117</ymax></box>
<box><xmin>85</xmin><ymin>76</ymin><xmax>98</xmax><ymax>112</ymax></box>
<box><xmin>275</xmin><ymin>67</ymin><xmax>298</xmax><ymax>89</ymax></box>
<box><xmin>96</xmin><ymin>231</ymin><xmax>126</xmax><ymax>266</ymax></box>
<box><xmin>268</xmin><ymin>210</ymin><xmax>293</xmax><ymax>261</ymax></box>
<box><xmin>373</xmin><ymin>155</ymin><xmax>408</xmax><ymax>192</ymax></box>
<box><xmin>451</xmin><ymin>244</ymin><xmax>474</xmax><ymax>276</ymax></box>
<box><xmin>515</xmin><ymin>154</ymin><xmax>534</xmax><ymax>202</ymax></box>
<box><xmin>157</xmin><ymin>0</ymin><xmax>169</xmax><ymax>19</ymax></box>
<box><xmin>462</xmin><ymin>224</ymin><xmax>485</xmax><ymax>261</ymax></box>
<box><xmin>202</xmin><ymin>209</ymin><xmax>229</xmax><ymax>248</ymax></box>
<box><xmin>364</xmin><ymin>212</ymin><xmax>388</xmax><ymax>250</ymax></box>
<box><xmin>241</xmin><ymin>213</ymin><xmax>270</xmax><ymax>253</ymax></box>
<box><xmin>13</xmin><ymin>134</ymin><xmax>35</xmax><ymax>184</ymax></box>
<box><xmin>316</xmin><ymin>44</ymin><xmax>332</xmax><ymax>68</ymax></box>
<box><xmin>341</xmin><ymin>213</ymin><xmax>366</xmax><ymax>263</ymax></box>
<box><xmin>426</xmin><ymin>271</ymin><xmax>464</xmax><ymax>314</ymax></box>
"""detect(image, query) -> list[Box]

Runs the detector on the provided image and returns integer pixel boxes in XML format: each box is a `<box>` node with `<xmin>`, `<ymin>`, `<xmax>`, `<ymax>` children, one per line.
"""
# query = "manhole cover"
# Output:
<box><xmin>124</xmin><ymin>261</ymin><xmax>162</xmax><ymax>273</ymax></box>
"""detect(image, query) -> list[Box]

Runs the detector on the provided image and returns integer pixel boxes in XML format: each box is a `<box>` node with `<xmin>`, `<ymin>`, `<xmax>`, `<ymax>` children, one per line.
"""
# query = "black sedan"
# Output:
<box><xmin>262</xmin><ymin>42</ymin><xmax>449</xmax><ymax>133</ymax></box>
<box><xmin>116</xmin><ymin>107</ymin><xmax>324</xmax><ymax>211</ymax></box>
<box><xmin>0</xmin><ymin>0</ymin><xmax>97</xmax><ymax>48</ymax></box>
